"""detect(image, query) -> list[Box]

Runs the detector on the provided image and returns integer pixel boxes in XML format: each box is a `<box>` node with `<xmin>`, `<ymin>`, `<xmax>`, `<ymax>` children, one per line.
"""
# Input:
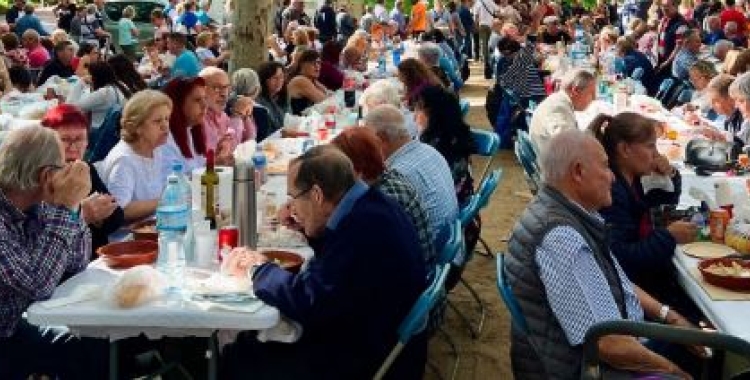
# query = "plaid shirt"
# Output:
<box><xmin>377</xmin><ymin>169</ymin><xmax>436</xmax><ymax>267</ymax></box>
<box><xmin>536</xmin><ymin>222</ymin><xmax>644</xmax><ymax>346</ymax></box>
<box><xmin>385</xmin><ymin>140</ymin><xmax>459</xmax><ymax>245</ymax></box>
<box><xmin>0</xmin><ymin>189</ymin><xmax>90</xmax><ymax>337</ymax></box>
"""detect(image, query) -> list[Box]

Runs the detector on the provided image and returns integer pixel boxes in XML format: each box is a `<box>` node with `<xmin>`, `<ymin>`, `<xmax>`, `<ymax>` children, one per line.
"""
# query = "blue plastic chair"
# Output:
<box><xmin>676</xmin><ymin>88</ymin><xmax>693</xmax><ymax>106</ymax></box>
<box><xmin>655</xmin><ymin>77</ymin><xmax>675</xmax><ymax>103</ymax></box>
<box><xmin>495</xmin><ymin>253</ymin><xmax>529</xmax><ymax>334</ymax></box>
<box><xmin>437</xmin><ymin>219</ymin><xmax>464</xmax><ymax>266</ymax></box>
<box><xmin>515</xmin><ymin>131</ymin><xmax>541</xmax><ymax>193</ymax></box>
<box><xmin>460</xmin><ymin>99</ymin><xmax>470</xmax><ymax>117</ymax></box>
<box><xmin>470</xmin><ymin>128</ymin><xmax>501</xmax><ymax>190</ymax></box>
<box><xmin>631</xmin><ymin>67</ymin><xmax>644</xmax><ymax>81</ymax></box>
<box><xmin>374</xmin><ymin>264</ymin><xmax>452</xmax><ymax>380</ymax></box>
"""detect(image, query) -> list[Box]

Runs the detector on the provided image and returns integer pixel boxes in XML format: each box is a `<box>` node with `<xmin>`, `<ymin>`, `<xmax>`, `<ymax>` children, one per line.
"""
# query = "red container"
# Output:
<box><xmin>218</xmin><ymin>226</ymin><xmax>239</xmax><ymax>259</ymax></box>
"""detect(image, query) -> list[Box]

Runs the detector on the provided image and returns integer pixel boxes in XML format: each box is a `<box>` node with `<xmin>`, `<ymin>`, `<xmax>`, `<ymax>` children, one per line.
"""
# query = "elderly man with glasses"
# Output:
<box><xmin>222</xmin><ymin>145</ymin><xmax>428</xmax><ymax>379</ymax></box>
<box><xmin>0</xmin><ymin>126</ymin><xmax>107</xmax><ymax>379</ymax></box>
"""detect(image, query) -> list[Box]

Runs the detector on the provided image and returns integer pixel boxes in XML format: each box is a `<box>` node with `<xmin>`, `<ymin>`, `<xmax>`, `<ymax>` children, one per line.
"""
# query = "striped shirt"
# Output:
<box><xmin>536</xmin><ymin>223</ymin><xmax>644</xmax><ymax>346</ymax></box>
<box><xmin>0</xmin><ymin>189</ymin><xmax>91</xmax><ymax>337</ymax></box>
<box><xmin>496</xmin><ymin>35</ymin><xmax>546</xmax><ymax>99</ymax></box>
<box><xmin>386</xmin><ymin>140</ymin><xmax>459</xmax><ymax>246</ymax></box>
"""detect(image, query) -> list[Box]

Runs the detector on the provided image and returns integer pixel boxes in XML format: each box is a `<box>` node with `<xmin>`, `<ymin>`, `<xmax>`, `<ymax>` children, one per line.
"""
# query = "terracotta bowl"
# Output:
<box><xmin>97</xmin><ymin>241</ymin><xmax>159</xmax><ymax>269</ymax></box>
<box><xmin>262</xmin><ymin>250</ymin><xmax>304</xmax><ymax>274</ymax></box>
<box><xmin>698</xmin><ymin>257</ymin><xmax>750</xmax><ymax>292</ymax></box>
<box><xmin>129</xmin><ymin>219</ymin><xmax>158</xmax><ymax>242</ymax></box>
<box><xmin>280</xmin><ymin>129</ymin><xmax>310</xmax><ymax>138</ymax></box>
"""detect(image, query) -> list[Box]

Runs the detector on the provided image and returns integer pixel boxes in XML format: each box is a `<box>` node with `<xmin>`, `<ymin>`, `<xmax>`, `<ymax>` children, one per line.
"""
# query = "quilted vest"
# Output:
<box><xmin>505</xmin><ymin>185</ymin><xmax>628</xmax><ymax>379</ymax></box>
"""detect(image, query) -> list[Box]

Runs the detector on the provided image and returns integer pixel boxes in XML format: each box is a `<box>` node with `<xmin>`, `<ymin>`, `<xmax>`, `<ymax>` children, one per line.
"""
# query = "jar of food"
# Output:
<box><xmin>710</xmin><ymin>209</ymin><xmax>731</xmax><ymax>243</ymax></box>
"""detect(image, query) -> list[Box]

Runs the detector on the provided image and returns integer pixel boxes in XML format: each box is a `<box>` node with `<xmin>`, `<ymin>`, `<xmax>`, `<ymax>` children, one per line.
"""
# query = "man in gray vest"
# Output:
<box><xmin>505</xmin><ymin>130</ymin><xmax>700</xmax><ymax>379</ymax></box>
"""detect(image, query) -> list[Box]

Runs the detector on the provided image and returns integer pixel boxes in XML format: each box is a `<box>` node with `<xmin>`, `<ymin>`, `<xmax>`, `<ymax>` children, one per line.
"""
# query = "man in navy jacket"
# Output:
<box><xmin>222</xmin><ymin>146</ymin><xmax>428</xmax><ymax>379</ymax></box>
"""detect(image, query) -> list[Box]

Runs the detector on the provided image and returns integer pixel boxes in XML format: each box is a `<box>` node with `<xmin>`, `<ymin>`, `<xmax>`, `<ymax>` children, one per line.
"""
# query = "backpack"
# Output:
<box><xmin>85</xmin><ymin>88</ymin><xmax>123</xmax><ymax>162</ymax></box>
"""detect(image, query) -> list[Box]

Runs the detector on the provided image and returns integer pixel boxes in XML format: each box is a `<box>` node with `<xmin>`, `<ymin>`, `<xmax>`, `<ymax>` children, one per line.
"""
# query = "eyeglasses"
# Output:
<box><xmin>209</xmin><ymin>84</ymin><xmax>231</xmax><ymax>92</ymax></box>
<box><xmin>37</xmin><ymin>164</ymin><xmax>64</xmax><ymax>175</ymax></box>
<box><xmin>61</xmin><ymin>136</ymin><xmax>87</xmax><ymax>148</ymax></box>
<box><xmin>288</xmin><ymin>186</ymin><xmax>313</xmax><ymax>201</ymax></box>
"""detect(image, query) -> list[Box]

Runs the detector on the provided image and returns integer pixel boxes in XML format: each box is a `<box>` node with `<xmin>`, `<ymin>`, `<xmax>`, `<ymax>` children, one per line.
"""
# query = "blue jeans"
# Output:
<box><xmin>0</xmin><ymin>319</ymin><xmax>108</xmax><ymax>379</ymax></box>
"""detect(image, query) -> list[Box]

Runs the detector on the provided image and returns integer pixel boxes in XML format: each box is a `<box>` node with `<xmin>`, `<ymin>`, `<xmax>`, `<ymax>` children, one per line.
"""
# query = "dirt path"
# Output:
<box><xmin>424</xmin><ymin>61</ymin><xmax>529</xmax><ymax>379</ymax></box>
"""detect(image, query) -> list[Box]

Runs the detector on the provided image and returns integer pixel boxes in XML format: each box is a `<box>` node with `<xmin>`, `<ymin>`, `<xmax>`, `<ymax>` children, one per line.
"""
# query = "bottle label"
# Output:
<box><xmin>201</xmin><ymin>184</ymin><xmax>219</xmax><ymax>218</ymax></box>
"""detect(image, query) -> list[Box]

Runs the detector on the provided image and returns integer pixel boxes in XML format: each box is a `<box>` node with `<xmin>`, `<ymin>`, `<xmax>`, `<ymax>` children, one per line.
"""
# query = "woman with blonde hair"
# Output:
<box><xmin>117</xmin><ymin>5</ymin><xmax>139</xmax><ymax>60</ymax></box>
<box><xmin>95</xmin><ymin>90</ymin><xmax>173</xmax><ymax>221</ymax></box>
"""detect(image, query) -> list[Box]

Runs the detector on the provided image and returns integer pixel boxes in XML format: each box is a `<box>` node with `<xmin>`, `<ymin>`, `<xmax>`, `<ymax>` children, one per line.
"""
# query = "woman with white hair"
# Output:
<box><xmin>417</xmin><ymin>42</ymin><xmax>451</xmax><ymax>88</ymax></box>
<box><xmin>227</xmin><ymin>68</ymin><xmax>267</xmax><ymax>141</ymax></box>
<box><xmin>360</xmin><ymin>79</ymin><xmax>419</xmax><ymax>137</ymax></box>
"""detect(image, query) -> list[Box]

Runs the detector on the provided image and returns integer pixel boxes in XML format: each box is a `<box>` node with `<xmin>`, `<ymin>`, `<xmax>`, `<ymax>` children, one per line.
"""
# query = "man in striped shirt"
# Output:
<box><xmin>0</xmin><ymin>127</ymin><xmax>106</xmax><ymax>379</ymax></box>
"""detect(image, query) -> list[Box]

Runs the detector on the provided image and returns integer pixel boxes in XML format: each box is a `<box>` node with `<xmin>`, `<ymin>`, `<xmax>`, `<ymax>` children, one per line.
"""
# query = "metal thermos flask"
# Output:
<box><xmin>232</xmin><ymin>160</ymin><xmax>257</xmax><ymax>248</ymax></box>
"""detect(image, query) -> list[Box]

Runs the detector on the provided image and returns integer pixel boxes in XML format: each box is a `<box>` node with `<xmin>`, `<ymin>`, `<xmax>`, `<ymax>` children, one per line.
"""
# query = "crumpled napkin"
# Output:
<box><xmin>641</xmin><ymin>174</ymin><xmax>675</xmax><ymax>193</ymax></box>
<box><xmin>257</xmin><ymin>317</ymin><xmax>303</xmax><ymax>343</ymax></box>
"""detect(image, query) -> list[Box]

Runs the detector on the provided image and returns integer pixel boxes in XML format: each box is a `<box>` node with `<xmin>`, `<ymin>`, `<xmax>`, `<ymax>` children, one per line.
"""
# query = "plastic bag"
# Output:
<box><xmin>108</xmin><ymin>265</ymin><xmax>167</xmax><ymax>308</ymax></box>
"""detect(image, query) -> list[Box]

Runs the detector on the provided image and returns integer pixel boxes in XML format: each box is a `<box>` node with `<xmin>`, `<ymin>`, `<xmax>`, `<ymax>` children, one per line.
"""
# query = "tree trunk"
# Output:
<box><xmin>229</xmin><ymin>0</ymin><xmax>273</xmax><ymax>74</ymax></box>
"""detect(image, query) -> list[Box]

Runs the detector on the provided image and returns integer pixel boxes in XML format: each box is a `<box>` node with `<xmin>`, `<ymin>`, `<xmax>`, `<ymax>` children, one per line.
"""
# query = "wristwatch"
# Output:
<box><xmin>659</xmin><ymin>304</ymin><xmax>671</xmax><ymax>324</ymax></box>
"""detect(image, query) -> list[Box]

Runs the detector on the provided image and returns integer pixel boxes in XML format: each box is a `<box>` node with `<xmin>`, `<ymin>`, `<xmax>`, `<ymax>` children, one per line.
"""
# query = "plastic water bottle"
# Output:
<box><xmin>377</xmin><ymin>51</ymin><xmax>387</xmax><ymax>75</ymax></box>
<box><xmin>156</xmin><ymin>174</ymin><xmax>189</xmax><ymax>294</ymax></box>
<box><xmin>392</xmin><ymin>42</ymin><xmax>403</xmax><ymax>67</ymax></box>
<box><xmin>171</xmin><ymin>162</ymin><xmax>194</xmax><ymax>262</ymax></box>
<box><xmin>252</xmin><ymin>150</ymin><xmax>267</xmax><ymax>187</ymax></box>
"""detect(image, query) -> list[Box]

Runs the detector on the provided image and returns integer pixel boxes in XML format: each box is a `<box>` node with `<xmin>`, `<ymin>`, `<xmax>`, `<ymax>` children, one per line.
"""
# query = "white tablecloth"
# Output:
<box><xmin>673</xmin><ymin>249</ymin><xmax>750</xmax><ymax>342</ymax></box>
<box><xmin>27</xmin><ymin>156</ymin><xmax>314</xmax><ymax>342</ymax></box>
<box><xmin>26</xmin><ymin>264</ymin><xmax>279</xmax><ymax>340</ymax></box>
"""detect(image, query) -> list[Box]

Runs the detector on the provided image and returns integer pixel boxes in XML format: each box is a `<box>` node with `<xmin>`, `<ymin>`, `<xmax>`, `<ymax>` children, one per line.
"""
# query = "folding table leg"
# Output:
<box><xmin>207</xmin><ymin>332</ymin><xmax>219</xmax><ymax>380</ymax></box>
<box><xmin>109</xmin><ymin>340</ymin><xmax>118</xmax><ymax>380</ymax></box>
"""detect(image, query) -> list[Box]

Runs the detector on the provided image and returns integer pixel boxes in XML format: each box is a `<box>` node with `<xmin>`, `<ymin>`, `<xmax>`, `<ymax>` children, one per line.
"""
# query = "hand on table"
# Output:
<box><xmin>223</xmin><ymin>247</ymin><xmax>269</xmax><ymax>278</ymax></box>
<box><xmin>667</xmin><ymin>221</ymin><xmax>698</xmax><ymax>244</ymax></box>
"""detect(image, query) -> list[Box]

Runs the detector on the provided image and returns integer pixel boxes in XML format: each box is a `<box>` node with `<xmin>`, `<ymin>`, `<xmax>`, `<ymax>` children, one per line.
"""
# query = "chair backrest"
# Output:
<box><xmin>373</xmin><ymin>263</ymin><xmax>451</xmax><ymax>380</ymax></box>
<box><xmin>516</xmin><ymin>130</ymin><xmax>538</xmax><ymax>163</ymax></box>
<box><xmin>459</xmin><ymin>195</ymin><xmax>478</xmax><ymax>227</ymax></box>
<box><xmin>438</xmin><ymin>218</ymin><xmax>464</xmax><ymax>265</ymax></box>
<box><xmin>496</xmin><ymin>254</ymin><xmax>529</xmax><ymax>334</ymax></box>
<box><xmin>470</xmin><ymin>128</ymin><xmax>500</xmax><ymax>157</ymax></box>
<box><xmin>677</xmin><ymin>88</ymin><xmax>693</xmax><ymax>105</ymax></box>
<box><xmin>515</xmin><ymin>140</ymin><xmax>540</xmax><ymax>193</ymax></box>
<box><xmin>631</xmin><ymin>67</ymin><xmax>644</xmax><ymax>81</ymax></box>
<box><xmin>476</xmin><ymin>168</ymin><xmax>503</xmax><ymax>209</ymax></box>
<box><xmin>655</xmin><ymin>77</ymin><xmax>674</xmax><ymax>102</ymax></box>
<box><xmin>460</xmin><ymin>99</ymin><xmax>470</xmax><ymax>117</ymax></box>
<box><xmin>470</xmin><ymin>128</ymin><xmax>501</xmax><ymax>189</ymax></box>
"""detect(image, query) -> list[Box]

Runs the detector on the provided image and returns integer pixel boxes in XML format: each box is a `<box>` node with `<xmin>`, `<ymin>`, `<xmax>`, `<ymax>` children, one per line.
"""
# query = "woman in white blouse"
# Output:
<box><xmin>158</xmin><ymin>76</ymin><xmax>209</xmax><ymax>183</ymax></box>
<box><xmin>95</xmin><ymin>90</ymin><xmax>172</xmax><ymax>222</ymax></box>
<box><xmin>67</xmin><ymin>61</ymin><xmax>131</xmax><ymax>130</ymax></box>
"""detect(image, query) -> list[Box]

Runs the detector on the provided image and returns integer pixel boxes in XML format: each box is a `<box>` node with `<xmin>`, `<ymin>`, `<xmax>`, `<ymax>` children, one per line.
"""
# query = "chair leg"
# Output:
<box><xmin>447</xmin><ymin>299</ymin><xmax>480</xmax><ymax>339</ymax></box>
<box><xmin>438</xmin><ymin>327</ymin><xmax>460</xmax><ymax>380</ymax></box>
<box><xmin>459</xmin><ymin>277</ymin><xmax>487</xmax><ymax>336</ymax></box>
<box><xmin>475</xmin><ymin>236</ymin><xmax>495</xmax><ymax>258</ymax></box>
